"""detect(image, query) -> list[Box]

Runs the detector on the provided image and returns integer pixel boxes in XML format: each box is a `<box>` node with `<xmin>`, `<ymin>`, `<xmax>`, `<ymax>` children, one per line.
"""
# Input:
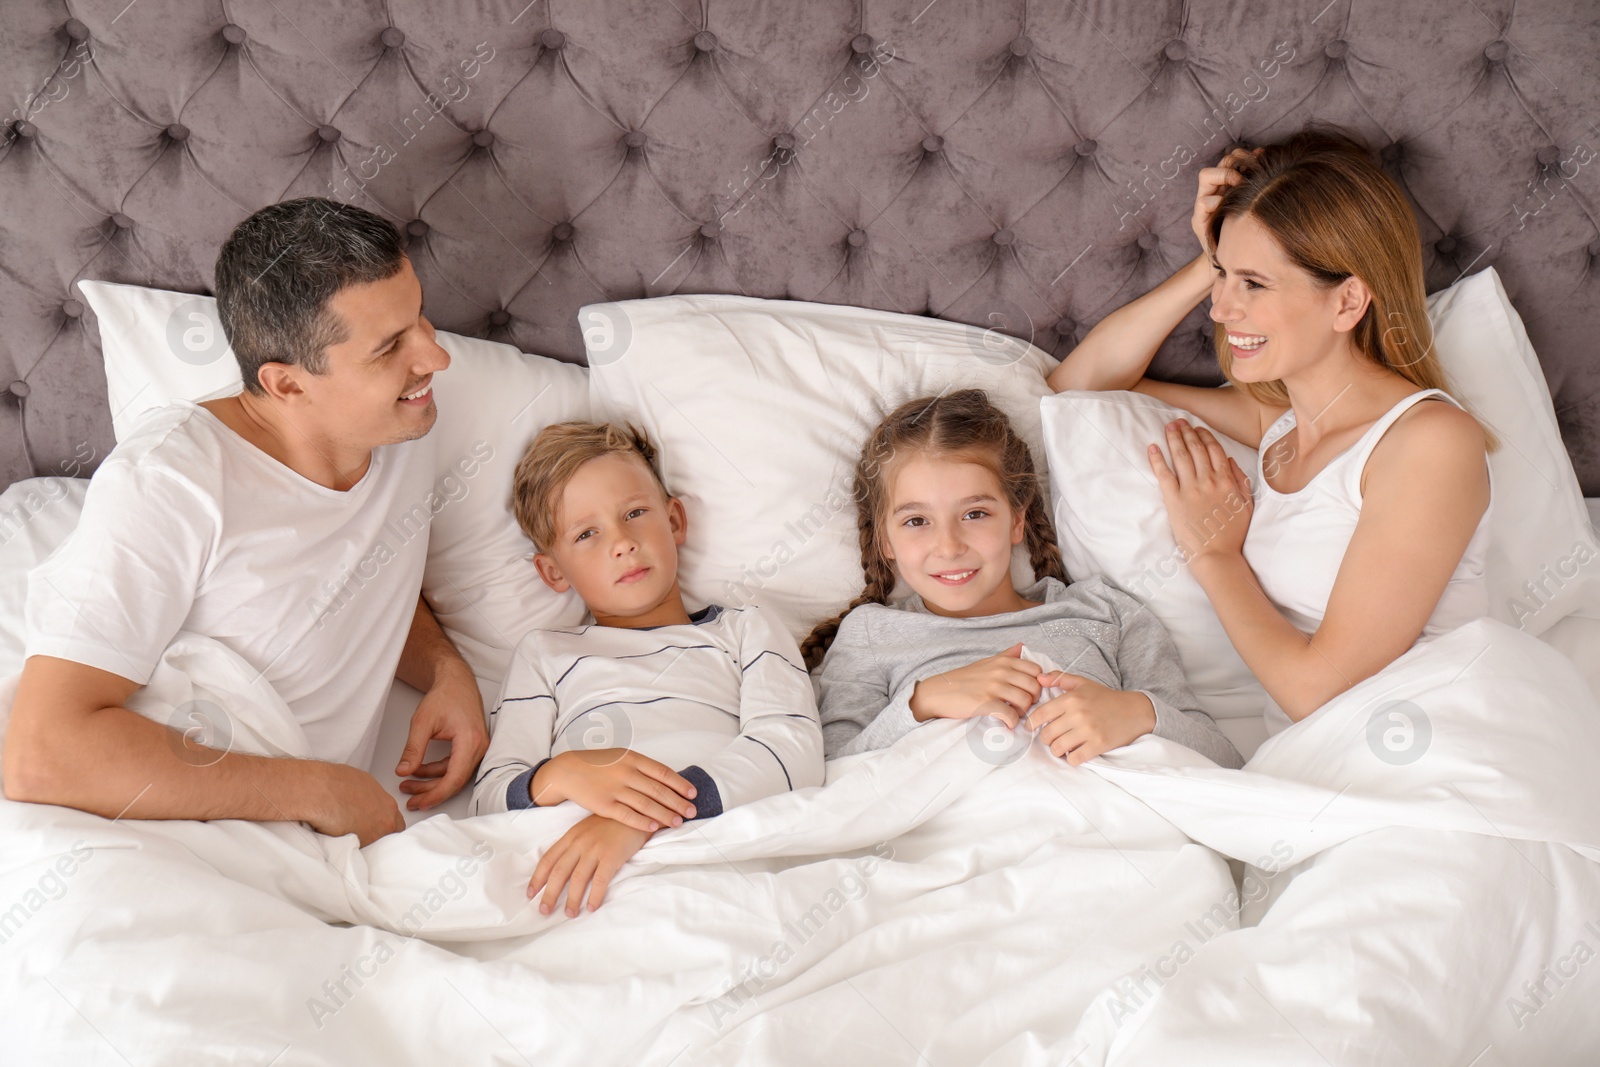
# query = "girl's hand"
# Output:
<box><xmin>529</xmin><ymin>813</ymin><xmax>651</xmax><ymax>917</ymax></box>
<box><xmin>1025</xmin><ymin>673</ymin><xmax>1157</xmax><ymax>765</ymax></box>
<box><xmin>1191</xmin><ymin>146</ymin><xmax>1264</xmax><ymax>249</ymax></box>
<box><xmin>909</xmin><ymin>643</ymin><xmax>1042</xmax><ymax>727</ymax></box>
<box><xmin>1149</xmin><ymin>419</ymin><xmax>1255</xmax><ymax>563</ymax></box>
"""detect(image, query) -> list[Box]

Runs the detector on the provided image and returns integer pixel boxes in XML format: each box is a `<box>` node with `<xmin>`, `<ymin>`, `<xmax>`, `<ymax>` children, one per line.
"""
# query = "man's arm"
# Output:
<box><xmin>2</xmin><ymin>655</ymin><xmax>404</xmax><ymax>846</ymax></box>
<box><xmin>391</xmin><ymin>594</ymin><xmax>489</xmax><ymax>810</ymax></box>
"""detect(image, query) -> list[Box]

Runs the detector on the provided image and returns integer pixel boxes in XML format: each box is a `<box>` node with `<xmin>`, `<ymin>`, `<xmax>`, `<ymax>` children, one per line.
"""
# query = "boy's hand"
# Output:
<box><xmin>535</xmin><ymin>749</ymin><xmax>698</xmax><ymax>832</ymax></box>
<box><xmin>529</xmin><ymin>814</ymin><xmax>651</xmax><ymax>916</ymax></box>
<box><xmin>1024</xmin><ymin>672</ymin><xmax>1157</xmax><ymax>766</ymax></box>
<box><xmin>908</xmin><ymin>643</ymin><xmax>1041</xmax><ymax>726</ymax></box>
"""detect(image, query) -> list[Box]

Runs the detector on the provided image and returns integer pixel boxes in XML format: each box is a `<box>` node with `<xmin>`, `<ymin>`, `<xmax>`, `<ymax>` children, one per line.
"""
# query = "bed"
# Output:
<box><xmin>3</xmin><ymin>3</ymin><xmax>1600</xmax><ymax>1064</ymax></box>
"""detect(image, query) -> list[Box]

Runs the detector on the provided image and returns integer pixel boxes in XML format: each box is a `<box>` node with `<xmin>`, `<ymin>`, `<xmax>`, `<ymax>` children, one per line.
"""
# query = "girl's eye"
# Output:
<box><xmin>902</xmin><ymin>516</ymin><xmax>926</xmax><ymax>528</ymax></box>
<box><xmin>964</xmin><ymin>509</ymin><xmax>989</xmax><ymax>521</ymax></box>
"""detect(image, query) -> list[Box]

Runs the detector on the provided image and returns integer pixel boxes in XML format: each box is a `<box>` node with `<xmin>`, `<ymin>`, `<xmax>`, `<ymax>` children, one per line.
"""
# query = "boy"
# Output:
<box><xmin>470</xmin><ymin>421</ymin><xmax>824</xmax><ymax>917</ymax></box>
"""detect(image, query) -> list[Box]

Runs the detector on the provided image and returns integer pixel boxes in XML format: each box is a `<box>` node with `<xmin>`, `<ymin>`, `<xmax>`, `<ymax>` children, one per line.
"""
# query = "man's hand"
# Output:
<box><xmin>396</xmin><ymin>661</ymin><xmax>489</xmax><ymax>811</ymax></box>
<box><xmin>534</xmin><ymin>749</ymin><xmax>698</xmax><ymax>832</ymax></box>
<box><xmin>529</xmin><ymin>814</ymin><xmax>652</xmax><ymax>916</ymax></box>
<box><xmin>305</xmin><ymin>761</ymin><xmax>406</xmax><ymax>846</ymax></box>
<box><xmin>1024</xmin><ymin>673</ymin><xmax>1158</xmax><ymax>766</ymax></box>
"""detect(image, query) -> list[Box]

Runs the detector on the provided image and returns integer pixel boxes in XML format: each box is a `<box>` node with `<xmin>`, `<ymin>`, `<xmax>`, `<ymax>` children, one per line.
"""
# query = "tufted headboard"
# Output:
<box><xmin>3</xmin><ymin>2</ymin><xmax>1598</xmax><ymax>492</ymax></box>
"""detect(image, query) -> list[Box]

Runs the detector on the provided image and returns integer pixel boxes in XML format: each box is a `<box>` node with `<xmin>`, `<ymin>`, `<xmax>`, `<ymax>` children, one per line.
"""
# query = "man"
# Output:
<box><xmin>2</xmin><ymin>197</ymin><xmax>487</xmax><ymax>846</ymax></box>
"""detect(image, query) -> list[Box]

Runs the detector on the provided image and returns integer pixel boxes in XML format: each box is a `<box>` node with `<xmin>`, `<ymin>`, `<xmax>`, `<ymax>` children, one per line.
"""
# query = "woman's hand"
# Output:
<box><xmin>1149</xmin><ymin>419</ymin><xmax>1255</xmax><ymax>563</ymax></box>
<box><xmin>529</xmin><ymin>813</ymin><xmax>652</xmax><ymax>916</ymax></box>
<box><xmin>1024</xmin><ymin>673</ymin><xmax>1156</xmax><ymax>765</ymax></box>
<box><xmin>1191</xmin><ymin>146</ymin><xmax>1264</xmax><ymax>249</ymax></box>
<box><xmin>908</xmin><ymin>643</ymin><xmax>1042</xmax><ymax>727</ymax></box>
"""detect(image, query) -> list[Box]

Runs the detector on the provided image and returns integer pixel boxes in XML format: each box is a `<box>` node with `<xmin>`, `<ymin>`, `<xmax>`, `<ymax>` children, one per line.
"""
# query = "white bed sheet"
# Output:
<box><xmin>0</xmin><ymin>478</ymin><xmax>1597</xmax><ymax>1064</ymax></box>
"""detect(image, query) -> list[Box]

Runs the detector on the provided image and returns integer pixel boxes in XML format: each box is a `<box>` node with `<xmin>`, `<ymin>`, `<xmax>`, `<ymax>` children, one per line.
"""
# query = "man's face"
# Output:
<box><xmin>288</xmin><ymin>255</ymin><xmax>451</xmax><ymax>448</ymax></box>
<box><xmin>533</xmin><ymin>453</ymin><xmax>688</xmax><ymax>624</ymax></box>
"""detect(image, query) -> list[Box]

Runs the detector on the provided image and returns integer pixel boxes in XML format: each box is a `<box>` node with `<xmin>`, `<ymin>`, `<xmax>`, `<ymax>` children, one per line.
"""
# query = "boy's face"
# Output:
<box><xmin>532</xmin><ymin>452</ymin><xmax>690</xmax><ymax>627</ymax></box>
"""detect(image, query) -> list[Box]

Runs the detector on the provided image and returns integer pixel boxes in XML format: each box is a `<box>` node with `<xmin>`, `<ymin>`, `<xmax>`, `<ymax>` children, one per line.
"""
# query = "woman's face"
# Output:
<box><xmin>1208</xmin><ymin>212</ymin><xmax>1370</xmax><ymax>384</ymax></box>
<box><xmin>881</xmin><ymin>455</ymin><xmax>1027</xmax><ymax>619</ymax></box>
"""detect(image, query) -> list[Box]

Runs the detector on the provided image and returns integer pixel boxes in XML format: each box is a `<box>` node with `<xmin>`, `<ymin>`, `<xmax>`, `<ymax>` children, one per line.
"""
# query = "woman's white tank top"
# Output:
<box><xmin>1242</xmin><ymin>388</ymin><xmax>1492</xmax><ymax>734</ymax></box>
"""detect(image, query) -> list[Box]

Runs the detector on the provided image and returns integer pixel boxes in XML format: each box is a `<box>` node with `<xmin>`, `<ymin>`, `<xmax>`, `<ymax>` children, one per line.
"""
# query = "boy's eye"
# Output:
<box><xmin>627</xmin><ymin>508</ymin><xmax>646</xmax><ymax>520</ymax></box>
<box><xmin>575</xmin><ymin>529</ymin><xmax>594</xmax><ymax>542</ymax></box>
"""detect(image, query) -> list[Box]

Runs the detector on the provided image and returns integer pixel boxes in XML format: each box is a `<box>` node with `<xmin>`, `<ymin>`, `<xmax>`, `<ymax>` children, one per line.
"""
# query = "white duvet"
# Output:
<box><xmin>2</xmin><ymin>614</ymin><xmax>1599</xmax><ymax>1065</ymax></box>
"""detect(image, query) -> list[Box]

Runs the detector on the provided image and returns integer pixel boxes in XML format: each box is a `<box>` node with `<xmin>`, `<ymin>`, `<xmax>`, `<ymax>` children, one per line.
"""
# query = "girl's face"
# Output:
<box><xmin>1209</xmin><ymin>212</ymin><xmax>1370</xmax><ymax>385</ymax></box>
<box><xmin>881</xmin><ymin>455</ymin><xmax>1028</xmax><ymax>619</ymax></box>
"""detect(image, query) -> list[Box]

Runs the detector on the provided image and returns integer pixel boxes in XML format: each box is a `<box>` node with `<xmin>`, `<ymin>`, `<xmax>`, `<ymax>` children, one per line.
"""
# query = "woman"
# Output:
<box><xmin>1047</xmin><ymin>126</ymin><xmax>1493</xmax><ymax>732</ymax></box>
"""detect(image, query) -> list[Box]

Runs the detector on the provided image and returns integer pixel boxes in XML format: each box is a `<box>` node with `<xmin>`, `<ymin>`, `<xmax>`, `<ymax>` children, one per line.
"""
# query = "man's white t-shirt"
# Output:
<box><xmin>24</xmin><ymin>399</ymin><xmax>438</xmax><ymax>768</ymax></box>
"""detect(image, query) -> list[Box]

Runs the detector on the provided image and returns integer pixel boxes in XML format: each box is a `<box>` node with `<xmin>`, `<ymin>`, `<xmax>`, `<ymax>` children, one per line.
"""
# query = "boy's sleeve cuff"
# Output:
<box><xmin>677</xmin><ymin>765</ymin><xmax>723</xmax><ymax>820</ymax></box>
<box><xmin>504</xmin><ymin>757</ymin><xmax>553</xmax><ymax>811</ymax></box>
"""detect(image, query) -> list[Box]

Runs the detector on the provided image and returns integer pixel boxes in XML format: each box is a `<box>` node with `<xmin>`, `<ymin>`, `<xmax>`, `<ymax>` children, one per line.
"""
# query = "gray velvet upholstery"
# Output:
<box><xmin>3</xmin><ymin>2</ymin><xmax>1597</xmax><ymax>490</ymax></box>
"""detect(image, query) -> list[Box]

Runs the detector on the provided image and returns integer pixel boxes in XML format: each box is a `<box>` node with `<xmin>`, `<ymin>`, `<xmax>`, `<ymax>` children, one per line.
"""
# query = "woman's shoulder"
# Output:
<box><xmin>1362</xmin><ymin>393</ymin><xmax>1488</xmax><ymax>494</ymax></box>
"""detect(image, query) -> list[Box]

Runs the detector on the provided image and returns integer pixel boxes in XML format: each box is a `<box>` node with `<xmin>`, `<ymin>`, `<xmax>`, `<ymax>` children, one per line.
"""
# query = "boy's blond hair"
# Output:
<box><xmin>510</xmin><ymin>421</ymin><xmax>672</xmax><ymax>552</ymax></box>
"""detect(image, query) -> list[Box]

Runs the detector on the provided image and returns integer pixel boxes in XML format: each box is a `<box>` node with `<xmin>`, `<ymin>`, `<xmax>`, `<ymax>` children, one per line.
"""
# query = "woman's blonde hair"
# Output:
<box><xmin>510</xmin><ymin>421</ymin><xmax>671</xmax><ymax>552</ymax></box>
<box><xmin>799</xmin><ymin>389</ymin><xmax>1069</xmax><ymax>670</ymax></box>
<box><xmin>1208</xmin><ymin>124</ymin><xmax>1496</xmax><ymax>448</ymax></box>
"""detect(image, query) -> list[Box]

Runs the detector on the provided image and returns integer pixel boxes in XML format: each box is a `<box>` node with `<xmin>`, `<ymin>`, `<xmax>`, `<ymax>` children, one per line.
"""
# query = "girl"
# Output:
<box><xmin>1048</xmin><ymin>126</ymin><xmax>1494</xmax><ymax>733</ymax></box>
<box><xmin>803</xmin><ymin>389</ymin><xmax>1242</xmax><ymax>769</ymax></box>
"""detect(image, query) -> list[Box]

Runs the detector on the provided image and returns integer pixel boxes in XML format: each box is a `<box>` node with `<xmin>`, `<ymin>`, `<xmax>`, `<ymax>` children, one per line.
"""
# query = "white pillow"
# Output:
<box><xmin>73</xmin><ymin>280</ymin><xmax>592</xmax><ymax>686</ymax></box>
<box><xmin>1430</xmin><ymin>268</ymin><xmax>1600</xmax><ymax>633</ymax></box>
<box><xmin>1040</xmin><ymin>390</ymin><xmax>1264</xmax><ymax>728</ymax></box>
<box><xmin>1041</xmin><ymin>265</ymin><xmax>1600</xmax><ymax>728</ymax></box>
<box><xmin>583</xmin><ymin>294</ymin><xmax>1061</xmax><ymax>645</ymax></box>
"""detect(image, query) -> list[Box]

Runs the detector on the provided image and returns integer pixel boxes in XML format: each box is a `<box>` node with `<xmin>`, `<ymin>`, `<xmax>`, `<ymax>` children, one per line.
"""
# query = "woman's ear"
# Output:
<box><xmin>1332</xmin><ymin>275</ymin><xmax>1374</xmax><ymax>333</ymax></box>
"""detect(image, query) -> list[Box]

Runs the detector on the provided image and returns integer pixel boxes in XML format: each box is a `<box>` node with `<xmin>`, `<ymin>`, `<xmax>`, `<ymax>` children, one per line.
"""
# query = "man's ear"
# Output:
<box><xmin>531</xmin><ymin>552</ymin><xmax>569</xmax><ymax>593</ymax></box>
<box><xmin>255</xmin><ymin>362</ymin><xmax>309</xmax><ymax>404</ymax></box>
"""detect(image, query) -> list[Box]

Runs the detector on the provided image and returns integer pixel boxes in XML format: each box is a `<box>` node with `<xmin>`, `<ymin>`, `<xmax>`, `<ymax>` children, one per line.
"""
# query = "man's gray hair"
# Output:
<box><xmin>214</xmin><ymin>197</ymin><xmax>405</xmax><ymax>396</ymax></box>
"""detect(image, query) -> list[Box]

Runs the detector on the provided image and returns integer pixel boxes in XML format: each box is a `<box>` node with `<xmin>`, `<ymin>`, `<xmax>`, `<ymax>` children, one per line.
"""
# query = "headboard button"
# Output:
<box><xmin>552</xmin><ymin>223</ymin><xmax>575</xmax><ymax>242</ymax></box>
<box><xmin>992</xmin><ymin>229</ymin><xmax>1015</xmax><ymax>247</ymax></box>
<box><xmin>165</xmin><ymin>123</ymin><xmax>189</xmax><ymax>141</ymax></box>
<box><xmin>540</xmin><ymin>29</ymin><xmax>566</xmax><ymax>49</ymax></box>
<box><xmin>63</xmin><ymin>18</ymin><xmax>90</xmax><ymax>41</ymax></box>
<box><xmin>62</xmin><ymin>299</ymin><xmax>83</xmax><ymax>318</ymax></box>
<box><xmin>1484</xmin><ymin>40</ymin><xmax>1509</xmax><ymax>61</ymax></box>
<box><xmin>851</xmin><ymin>34</ymin><xmax>874</xmax><ymax>54</ymax></box>
<box><xmin>1054</xmin><ymin>318</ymin><xmax>1077</xmax><ymax>336</ymax></box>
<box><xmin>1074</xmin><ymin>139</ymin><xmax>1098</xmax><ymax>156</ymax></box>
<box><xmin>1137</xmin><ymin>233</ymin><xmax>1160</xmax><ymax>251</ymax></box>
<box><xmin>1435</xmin><ymin>236</ymin><xmax>1458</xmax><ymax>255</ymax></box>
<box><xmin>1324</xmin><ymin>40</ymin><xmax>1347</xmax><ymax>58</ymax></box>
<box><xmin>318</xmin><ymin>125</ymin><xmax>341</xmax><ymax>143</ymax></box>
<box><xmin>694</xmin><ymin>31</ymin><xmax>718</xmax><ymax>52</ymax></box>
<box><xmin>1010</xmin><ymin>36</ymin><xmax>1033</xmax><ymax>57</ymax></box>
<box><xmin>624</xmin><ymin>131</ymin><xmax>648</xmax><ymax>149</ymax></box>
<box><xmin>111</xmin><ymin>213</ymin><xmax>134</xmax><ymax>229</ymax></box>
<box><xmin>699</xmin><ymin>222</ymin><xmax>722</xmax><ymax>239</ymax></box>
<box><xmin>772</xmin><ymin>133</ymin><xmax>796</xmax><ymax>153</ymax></box>
<box><xmin>380</xmin><ymin>27</ymin><xmax>405</xmax><ymax>49</ymax></box>
<box><xmin>11</xmin><ymin>120</ymin><xmax>35</xmax><ymax>139</ymax></box>
<box><xmin>221</xmin><ymin>24</ymin><xmax>246</xmax><ymax>45</ymax></box>
<box><xmin>472</xmin><ymin>129</ymin><xmax>495</xmax><ymax>148</ymax></box>
<box><xmin>922</xmin><ymin>134</ymin><xmax>944</xmax><ymax>153</ymax></box>
<box><xmin>406</xmin><ymin>220</ymin><xmax>430</xmax><ymax>238</ymax></box>
<box><xmin>489</xmin><ymin>310</ymin><xmax>511</xmax><ymax>327</ymax></box>
<box><xmin>847</xmin><ymin>229</ymin><xmax>868</xmax><ymax>248</ymax></box>
<box><xmin>1538</xmin><ymin>145</ymin><xmax>1561</xmax><ymax>166</ymax></box>
<box><xmin>8</xmin><ymin>381</ymin><xmax>31</xmax><ymax>399</ymax></box>
<box><xmin>1164</xmin><ymin>40</ymin><xmax>1188</xmax><ymax>61</ymax></box>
